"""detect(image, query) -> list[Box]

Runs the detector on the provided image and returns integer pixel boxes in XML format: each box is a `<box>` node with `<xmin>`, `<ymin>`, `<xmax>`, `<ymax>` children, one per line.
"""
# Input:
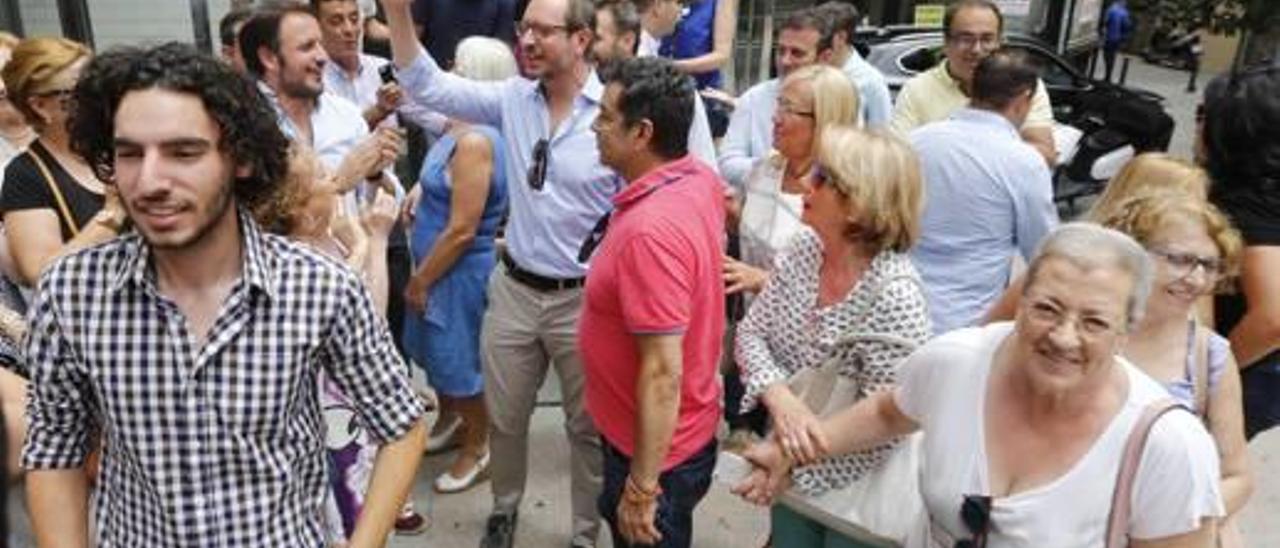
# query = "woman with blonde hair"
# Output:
<box><xmin>725</xmin><ymin>64</ymin><xmax>858</xmax><ymax>295</ymax></box>
<box><xmin>1087</xmin><ymin>152</ymin><xmax>1209</xmax><ymax>222</ymax></box>
<box><xmin>721</xmin><ymin>65</ymin><xmax>859</xmax><ymax>444</ymax></box>
<box><xmin>1098</xmin><ymin>191</ymin><xmax>1251</xmax><ymax>547</ymax></box>
<box><xmin>984</xmin><ymin>153</ymin><xmax>1215</xmax><ymax>323</ymax></box>
<box><xmin>0</xmin><ymin>38</ymin><xmax>124</xmax><ymax>286</ymax></box>
<box><xmin>735</xmin><ymin>126</ymin><xmax>930</xmax><ymax>545</ymax></box>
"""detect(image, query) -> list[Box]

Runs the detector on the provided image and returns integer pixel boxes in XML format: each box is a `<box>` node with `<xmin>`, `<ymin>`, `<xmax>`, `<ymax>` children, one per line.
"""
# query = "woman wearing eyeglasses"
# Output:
<box><xmin>721</xmin><ymin>64</ymin><xmax>858</xmax><ymax>448</ymax></box>
<box><xmin>737</xmin><ymin>222</ymin><xmax>1225</xmax><ymax>547</ymax></box>
<box><xmin>0</xmin><ymin>38</ymin><xmax>125</xmax><ymax>287</ymax></box>
<box><xmin>1098</xmin><ymin>192</ymin><xmax>1250</xmax><ymax>548</ymax></box>
<box><xmin>733</xmin><ymin>126</ymin><xmax>930</xmax><ymax>545</ymax></box>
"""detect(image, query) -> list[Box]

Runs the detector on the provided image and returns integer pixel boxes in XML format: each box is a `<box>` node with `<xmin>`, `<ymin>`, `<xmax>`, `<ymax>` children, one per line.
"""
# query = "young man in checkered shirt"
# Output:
<box><xmin>20</xmin><ymin>42</ymin><xmax>426</xmax><ymax>547</ymax></box>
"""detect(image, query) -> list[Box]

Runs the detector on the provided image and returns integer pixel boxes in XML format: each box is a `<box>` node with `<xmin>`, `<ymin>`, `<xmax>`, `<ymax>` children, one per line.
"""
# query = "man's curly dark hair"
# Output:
<box><xmin>69</xmin><ymin>42</ymin><xmax>290</xmax><ymax>211</ymax></box>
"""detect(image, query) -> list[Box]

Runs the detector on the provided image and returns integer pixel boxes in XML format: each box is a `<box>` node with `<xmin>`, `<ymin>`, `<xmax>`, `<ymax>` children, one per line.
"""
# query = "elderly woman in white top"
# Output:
<box><xmin>734</xmin><ymin>126</ymin><xmax>931</xmax><ymax>544</ymax></box>
<box><xmin>738</xmin><ymin>223</ymin><xmax>1225</xmax><ymax>548</ymax></box>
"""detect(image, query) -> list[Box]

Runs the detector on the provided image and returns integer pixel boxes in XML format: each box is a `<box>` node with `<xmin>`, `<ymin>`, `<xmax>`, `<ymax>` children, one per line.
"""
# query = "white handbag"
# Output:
<box><xmin>780</xmin><ymin>273</ymin><xmax>926</xmax><ymax>546</ymax></box>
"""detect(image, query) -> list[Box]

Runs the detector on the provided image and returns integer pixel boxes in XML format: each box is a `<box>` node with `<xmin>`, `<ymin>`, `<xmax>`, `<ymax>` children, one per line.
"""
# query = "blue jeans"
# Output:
<box><xmin>597</xmin><ymin>438</ymin><xmax>717</xmax><ymax>548</ymax></box>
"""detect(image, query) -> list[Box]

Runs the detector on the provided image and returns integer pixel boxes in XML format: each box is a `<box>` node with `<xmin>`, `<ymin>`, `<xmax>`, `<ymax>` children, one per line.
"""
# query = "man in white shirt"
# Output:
<box><xmin>315</xmin><ymin>0</ymin><xmax>447</xmax><ymax>133</ymax></box>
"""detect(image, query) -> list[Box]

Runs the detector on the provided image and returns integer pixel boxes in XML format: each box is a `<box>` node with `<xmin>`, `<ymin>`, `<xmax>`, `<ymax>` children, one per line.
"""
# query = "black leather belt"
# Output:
<box><xmin>501</xmin><ymin>251</ymin><xmax>585</xmax><ymax>292</ymax></box>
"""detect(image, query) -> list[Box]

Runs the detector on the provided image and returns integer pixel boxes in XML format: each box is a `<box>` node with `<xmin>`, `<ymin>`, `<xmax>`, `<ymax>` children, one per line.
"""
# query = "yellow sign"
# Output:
<box><xmin>914</xmin><ymin>4</ymin><xmax>945</xmax><ymax>27</ymax></box>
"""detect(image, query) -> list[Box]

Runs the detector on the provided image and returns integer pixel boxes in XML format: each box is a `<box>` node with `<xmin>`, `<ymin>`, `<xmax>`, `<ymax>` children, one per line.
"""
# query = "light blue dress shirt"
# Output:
<box><xmin>717</xmin><ymin>79</ymin><xmax>779</xmax><ymax>190</ymax></box>
<box><xmin>322</xmin><ymin>53</ymin><xmax>448</xmax><ymax>136</ymax></box>
<box><xmin>909</xmin><ymin>108</ymin><xmax>1058</xmax><ymax>335</ymax></box>
<box><xmin>398</xmin><ymin>51</ymin><xmax>619</xmax><ymax>279</ymax></box>
<box><xmin>841</xmin><ymin>50</ymin><xmax>892</xmax><ymax>129</ymax></box>
<box><xmin>398</xmin><ymin>49</ymin><xmax>720</xmax><ymax>278</ymax></box>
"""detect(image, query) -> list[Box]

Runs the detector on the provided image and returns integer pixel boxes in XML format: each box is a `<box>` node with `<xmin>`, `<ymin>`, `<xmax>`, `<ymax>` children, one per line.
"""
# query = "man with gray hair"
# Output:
<box><xmin>909</xmin><ymin>49</ymin><xmax>1058</xmax><ymax>335</ymax></box>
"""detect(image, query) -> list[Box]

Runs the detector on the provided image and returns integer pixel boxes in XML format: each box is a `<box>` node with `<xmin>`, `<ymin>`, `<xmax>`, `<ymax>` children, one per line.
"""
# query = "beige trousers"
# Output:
<box><xmin>481</xmin><ymin>267</ymin><xmax>602</xmax><ymax>546</ymax></box>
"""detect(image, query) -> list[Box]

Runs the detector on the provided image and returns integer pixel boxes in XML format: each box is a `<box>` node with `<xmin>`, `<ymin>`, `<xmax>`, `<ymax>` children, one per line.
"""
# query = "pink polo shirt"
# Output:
<box><xmin>579</xmin><ymin>155</ymin><xmax>726</xmax><ymax>471</ymax></box>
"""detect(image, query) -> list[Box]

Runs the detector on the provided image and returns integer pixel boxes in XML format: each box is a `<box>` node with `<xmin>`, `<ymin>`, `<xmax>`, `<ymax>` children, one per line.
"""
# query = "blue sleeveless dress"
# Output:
<box><xmin>403</xmin><ymin>125</ymin><xmax>508</xmax><ymax>397</ymax></box>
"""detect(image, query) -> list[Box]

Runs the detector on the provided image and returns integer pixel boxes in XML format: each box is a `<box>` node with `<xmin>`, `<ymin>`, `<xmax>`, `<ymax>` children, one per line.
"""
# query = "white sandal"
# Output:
<box><xmin>433</xmin><ymin>451</ymin><xmax>490</xmax><ymax>493</ymax></box>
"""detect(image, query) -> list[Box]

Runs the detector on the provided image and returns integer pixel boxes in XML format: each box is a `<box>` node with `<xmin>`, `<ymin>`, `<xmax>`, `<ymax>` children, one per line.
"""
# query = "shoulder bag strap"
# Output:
<box><xmin>28</xmin><ymin>149</ymin><xmax>81</xmax><ymax>238</ymax></box>
<box><xmin>1191</xmin><ymin>318</ymin><xmax>1211</xmax><ymax>419</ymax></box>
<box><xmin>1104</xmin><ymin>398</ymin><xmax>1183</xmax><ymax>548</ymax></box>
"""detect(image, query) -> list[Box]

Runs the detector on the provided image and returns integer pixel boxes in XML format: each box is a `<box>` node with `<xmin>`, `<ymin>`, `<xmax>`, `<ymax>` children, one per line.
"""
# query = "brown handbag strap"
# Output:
<box><xmin>28</xmin><ymin>149</ymin><xmax>81</xmax><ymax>237</ymax></box>
<box><xmin>1104</xmin><ymin>398</ymin><xmax>1183</xmax><ymax>548</ymax></box>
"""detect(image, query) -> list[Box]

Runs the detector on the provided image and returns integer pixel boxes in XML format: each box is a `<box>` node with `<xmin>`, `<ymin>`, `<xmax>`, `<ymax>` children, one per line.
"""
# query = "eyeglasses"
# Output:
<box><xmin>776</xmin><ymin>98</ymin><xmax>814</xmax><ymax>118</ymax></box>
<box><xmin>1149</xmin><ymin>247</ymin><xmax>1224</xmax><ymax>280</ymax></box>
<box><xmin>517</xmin><ymin>21</ymin><xmax>569</xmax><ymax>40</ymax></box>
<box><xmin>955</xmin><ymin>494</ymin><xmax>992</xmax><ymax>548</ymax></box>
<box><xmin>528</xmin><ymin>138</ymin><xmax>550</xmax><ymax>191</ymax></box>
<box><xmin>1022</xmin><ymin>298</ymin><xmax>1122</xmax><ymax>339</ymax></box>
<box><xmin>947</xmin><ymin>33</ymin><xmax>1000</xmax><ymax>50</ymax></box>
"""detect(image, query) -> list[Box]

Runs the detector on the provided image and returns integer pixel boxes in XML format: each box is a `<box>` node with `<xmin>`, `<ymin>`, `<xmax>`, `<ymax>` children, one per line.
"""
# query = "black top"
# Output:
<box><xmin>0</xmin><ymin>140</ymin><xmax>105</xmax><ymax>241</ymax></box>
<box><xmin>412</xmin><ymin>0</ymin><xmax>516</xmax><ymax>69</ymax></box>
<box><xmin>1213</xmin><ymin>186</ymin><xmax>1280</xmax><ymax>369</ymax></box>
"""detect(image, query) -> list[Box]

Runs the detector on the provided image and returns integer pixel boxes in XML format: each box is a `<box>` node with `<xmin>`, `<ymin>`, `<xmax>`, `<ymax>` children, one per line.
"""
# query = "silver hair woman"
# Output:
<box><xmin>736</xmin><ymin>222</ymin><xmax>1227</xmax><ymax>547</ymax></box>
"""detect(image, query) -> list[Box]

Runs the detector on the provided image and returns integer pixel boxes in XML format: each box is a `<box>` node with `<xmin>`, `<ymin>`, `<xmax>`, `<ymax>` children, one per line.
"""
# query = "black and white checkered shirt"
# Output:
<box><xmin>21</xmin><ymin>211</ymin><xmax>424</xmax><ymax>546</ymax></box>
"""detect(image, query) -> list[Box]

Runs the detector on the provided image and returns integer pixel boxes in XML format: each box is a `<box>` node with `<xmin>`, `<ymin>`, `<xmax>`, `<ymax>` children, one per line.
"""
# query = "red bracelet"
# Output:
<box><xmin>624</xmin><ymin>475</ymin><xmax>662</xmax><ymax>503</ymax></box>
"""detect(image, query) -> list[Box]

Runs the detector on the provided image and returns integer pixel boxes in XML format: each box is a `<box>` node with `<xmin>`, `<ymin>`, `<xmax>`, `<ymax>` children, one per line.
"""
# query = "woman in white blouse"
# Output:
<box><xmin>724</xmin><ymin>64</ymin><xmax>858</xmax><ymax>294</ymax></box>
<box><xmin>734</xmin><ymin>126</ymin><xmax>931</xmax><ymax>545</ymax></box>
<box><xmin>721</xmin><ymin>65</ymin><xmax>860</xmax><ymax>447</ymax></box>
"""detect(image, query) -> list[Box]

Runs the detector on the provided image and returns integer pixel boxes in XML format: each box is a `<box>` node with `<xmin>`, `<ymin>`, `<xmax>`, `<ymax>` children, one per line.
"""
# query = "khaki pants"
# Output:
<box><xmin>481</xmin><ymin>267</ymin><xmax>602</xmax><ymax>546</ymax></box>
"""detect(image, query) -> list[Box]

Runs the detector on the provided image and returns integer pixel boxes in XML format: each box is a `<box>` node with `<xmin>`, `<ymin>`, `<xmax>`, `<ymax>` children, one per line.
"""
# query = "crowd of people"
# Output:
<box><xmin>0</xmin><ymin>0</ymin><xmax>1276</xmax><ymax>546</ymax></box>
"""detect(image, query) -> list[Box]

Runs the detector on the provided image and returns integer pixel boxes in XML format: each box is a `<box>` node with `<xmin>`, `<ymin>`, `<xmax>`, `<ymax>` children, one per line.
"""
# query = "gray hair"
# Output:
<box><xmin>453</xmin><ymin>37</ymin><xmax>518</xmax><ymax>82</ymax></box>
<box><xmin>1023</xmin><ymin>222</ymin><xmax>1153</xmax><ymax>331</ymax></box>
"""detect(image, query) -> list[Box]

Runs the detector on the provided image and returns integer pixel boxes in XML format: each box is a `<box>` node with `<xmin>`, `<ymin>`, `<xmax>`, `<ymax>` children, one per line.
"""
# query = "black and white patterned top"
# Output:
<box><xmin>735</xmin><ymin>228</ymin><xmax>931</xmax><ymax>494</ymax></box>
<box><xmin>21</xmin><ymin>211</ymin><xmax>425</xmax><ymax>546</ymax></box>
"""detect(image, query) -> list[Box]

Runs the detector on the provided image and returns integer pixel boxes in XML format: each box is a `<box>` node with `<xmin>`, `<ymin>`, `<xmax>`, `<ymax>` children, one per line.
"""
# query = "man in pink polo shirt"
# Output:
<box><xmin>579</xmin><ymin>57</ymin><xmax>725</xmax><ymax>548</ymax></box>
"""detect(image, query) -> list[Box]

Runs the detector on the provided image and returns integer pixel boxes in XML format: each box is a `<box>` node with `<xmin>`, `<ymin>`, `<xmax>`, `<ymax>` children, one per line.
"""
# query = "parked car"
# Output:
<box><xmin>858</xmin><ymin>29</ymin><xmax>1176</xmax><ymax>213</ymax></box>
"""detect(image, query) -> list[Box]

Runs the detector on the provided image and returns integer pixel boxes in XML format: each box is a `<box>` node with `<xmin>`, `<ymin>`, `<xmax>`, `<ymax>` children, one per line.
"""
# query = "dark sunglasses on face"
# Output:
<box><xmin>528</xmin><ymin>138</ymin><xmax>549</xmax><ymax>191</ymax></box>
<box><xmin>955</xmin><ymin>494</ymin><xmax>992</xmax><ymax>548</ymax></box>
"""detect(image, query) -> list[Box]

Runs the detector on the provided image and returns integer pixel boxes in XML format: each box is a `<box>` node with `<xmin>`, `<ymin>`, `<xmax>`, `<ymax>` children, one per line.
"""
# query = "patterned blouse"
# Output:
<box><xmin>735</xmin><ymin>228</ymin><xmax>932</xmax><ymax>494</ymax></box>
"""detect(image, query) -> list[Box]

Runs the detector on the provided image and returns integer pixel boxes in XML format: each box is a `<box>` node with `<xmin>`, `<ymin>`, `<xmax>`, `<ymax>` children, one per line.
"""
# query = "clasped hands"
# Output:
<box><xmin>731</xmin><ymin>387</ymin><xmax>832</xmax><ymax>505</ymax></box>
